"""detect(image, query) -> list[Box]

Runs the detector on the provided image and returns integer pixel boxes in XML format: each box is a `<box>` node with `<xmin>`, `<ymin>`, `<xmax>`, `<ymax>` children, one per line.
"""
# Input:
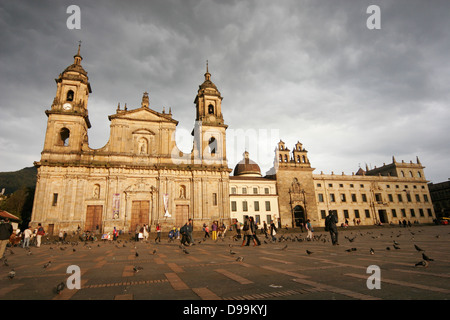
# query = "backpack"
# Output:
<box><xmin>180</xmin><ymin>225</ymin><xmax>187</xmax><ymax>234</ymax></box>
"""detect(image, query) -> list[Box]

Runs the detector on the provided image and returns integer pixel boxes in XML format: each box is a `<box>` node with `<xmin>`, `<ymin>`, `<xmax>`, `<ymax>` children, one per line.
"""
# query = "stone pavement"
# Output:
<box><xmin>1</xmin><ymin>224</ymin><xmax>449</xmax><ymax>301</ymax></box>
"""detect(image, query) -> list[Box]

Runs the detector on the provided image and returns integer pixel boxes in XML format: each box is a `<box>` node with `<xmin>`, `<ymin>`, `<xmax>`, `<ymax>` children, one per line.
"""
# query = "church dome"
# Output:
<box><xmin>233</xmin><ymin>151</ymin><xmax>262</xmax><ymax>177</ymax></box>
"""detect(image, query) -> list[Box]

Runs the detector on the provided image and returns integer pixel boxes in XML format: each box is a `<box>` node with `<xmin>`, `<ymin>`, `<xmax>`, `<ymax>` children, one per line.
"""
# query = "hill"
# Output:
<box><xmin>0</xmin><ymin>166</ymin><xmax>37</xmax><ymax>195</ymax></box>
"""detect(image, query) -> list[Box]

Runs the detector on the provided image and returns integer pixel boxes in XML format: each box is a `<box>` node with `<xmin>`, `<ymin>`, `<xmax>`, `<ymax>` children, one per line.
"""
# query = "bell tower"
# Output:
<box><xmin>193</xmin><ymin>62</ymin><xmax>228</xmax><ymax>167</ymax></box>
<box><xmin>41</xmin><ymin>43</ymin><xmax>92</xmax><ymax>161</ymax></box>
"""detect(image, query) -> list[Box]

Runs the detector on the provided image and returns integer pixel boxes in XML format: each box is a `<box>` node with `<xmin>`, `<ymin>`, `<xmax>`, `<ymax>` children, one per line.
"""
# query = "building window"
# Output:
<box><xmin>419</xmin><ymin>209</ymin><xmax>424</xmax><ymax>217</ymax></box>
<box><xmin>406</xmin><ymin>193</ymin><xmax>412</xmax><ymax>202</ymax></box>
<box><xmin>212</xmin><ymin>193</ymin><xmax>217</xmax><ymax>206</ymax></box>
<box><xmin>351</xmin><ymin>194</ymin><xmax>357</xmax><ymax>202</ymax></box>
<box><xmin>265</xmin><ymin>201</ymin><xmax>271</xmax><ymax>211</ymax></box>
<box><xmin>60</xmin><ymin>128</ymin><xmax>70</xmax><ymax>146</ymax></box>
<box><xmin>208</xmin><ymin>137</ymin><xmax>216</xmax><ymax>155</ymax></box>
<box><xmin>410</xmin><ymin>209</ymin><xmax>416</xmax><ymax>217</ymax></box>
<box><xmin>255</xmin><ymin>215</ymin><xmax>261</xmax><ymax>224</ymax></box>
<box><xmin>253</xmin><ymin>187</ymin><xmax>258</xmax><ymax>195</ymax></box>
<box><xmin>52</xmin><ymin>193</ymin><xmax>58</xmax><ymax>206</ymax></box>
<box><xmin>397</xmin><ymin>194</ymin><xmax>403</xmax><ymax>202</ymax></box>
<box><xmin>354</xmin><ymin>209</ymin><xmax>360</xmax><ymax>218</ymax></box>
<box><xmin>318</xmin><ymin>194</ymin><xmax>324</xmax><ymax>202</ymax></box>
<box><xmin>415</xmin><ymin>194</ymin><xmax>421</xmax><ymax>202</ymax></box>
<box><xmin>328</xmin><ymin>183</ymin><xmax>333</xmax><ymax>188</ymax></box>
<box><xmin>418</xmin><ymin>172</ymin><xmax>422</xmax><ymax>178</ymax></box>
<box><xmin>66</xmin><ymin>90</ymin><xmax>74</xmax><ymax>101</ymax></box>
<box><xmin>365</xmin><ymin>209</ymin><xmax>370</xmax><ymax>218</ymax></box>
<box><xmin>231</xmin><ymin>187</ymin><xmax>236</xmax><ymax>194</ymax></box>
<box><xmin>375</xmin><ymin>193</ymin><xmax>382</xmax><ymax>203</ymax></box>
<box><xmin>401</xmin><ymin>209</ymin><xmax>406</xmax><ymax>217</ymax></box>
<box><xmin>340</xmin><ymin>194</ymin><xmax>346</xmax><ymax>202</ymax></box>
<box><xmin>242</xmin><ymin>187</ymin><xmax>247</xmax><ymax>195</ymax></box>
<box><xmin>231</xmin><ymin>201</ymin><xmax>237</xmax><ymax>212</ymax></box>
<box><xmin>423</xmin><ymin>194</ymin><xmax>429</xmax><ymax>202</ymax></box>
<box><xmin>392</xmin><ymin>209</ymin><xmax>397</xmax><ymax>218</ymax></box>
<box><xmin>427</xmin><ymin>208</ymin><xmax>433</xmax><ymax>217</ymax></box>
<box><xmin>242</xmin><ymin>201</ymin><xmax>248</xmax><ymax>212</ymax></box>
<box><xmin>265</xmin><ymin>187</ymin><xmax>270</xmax><ymax>194</ymax></box>
<box><xmin>317</xmin><ymin>183</ymin><xmax>322</xmax><ymax>187</ymax></box>
<box><xmin>208</xmin><ymin>104</ymin><xmax>214</xmax><ymax>114</ymax></box>
<box><xmin>320</xmin><ymin>210</ymin><xmax>327</xmax><ymax>219</ymax></box>
<box><xmin>362</xmin><ymin>194</ymin><xmax>367</xmax><ymax>202</ymax></box>
<box><xmin>344</xmin><ymin>210</ymin><xmax>349</xmax><ymax>219</ymax></box>
<box><xmin>330</xmin><ymin>194</ymin><xmax>336</xmax><ymax>202</ymax></box>
<box><xmin>254</xmin><ymin>201</ymin><xmax>260</xmax><ymax>211</ymax></box>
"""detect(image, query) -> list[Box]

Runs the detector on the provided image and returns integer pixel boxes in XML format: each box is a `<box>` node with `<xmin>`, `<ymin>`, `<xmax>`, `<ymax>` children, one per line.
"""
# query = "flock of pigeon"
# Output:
<box><xmin>2</xmin><ymin>227</ymin><xmax>443</xmax><ymax>296</ymax></box>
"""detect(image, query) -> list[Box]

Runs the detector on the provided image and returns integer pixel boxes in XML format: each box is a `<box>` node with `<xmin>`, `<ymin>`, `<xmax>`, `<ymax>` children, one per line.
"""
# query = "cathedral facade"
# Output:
<box><xmin>30</xmin><ymin>47</ymin><xmax>231</xmax><ymax>234</ymax></box>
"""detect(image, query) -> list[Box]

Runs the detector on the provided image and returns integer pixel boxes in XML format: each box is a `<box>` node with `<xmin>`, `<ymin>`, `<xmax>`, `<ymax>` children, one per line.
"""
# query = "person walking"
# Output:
<box><xmin>249</xmin><ymin>216</ymin><xmax>261</xmax><ymax>246</ymax></box>
<box><xmin>203</xmin><ymin>223</ymin><xmax>210</xmax><ymax>239</ymax></box>
<box><xmin>270</xmin><ymin>220</ymin><xmax>277</xmax><ymax>242</ymax></box>
<box><xmin>0</xmin><ymin>218</ymin><xmax>13</xmax><ymax>260</ymax></box>
<box><xmin>211</xmin><ymin>221</ymin><xmax>218</xmax><ymax>241</ymax></box>
<box><xmin>155</xmin><ymin>223</ymin><xmax>161</xmax><ymax>243</ymax></box>
<box><xmin>325</xmin><ymin>211</ymin><xmax>339</xmax><ymax>245</ymax></box>
<box><xmin>306</xmin><ymin>219</ymin><xmax>314</xmax><ymax>241</ymax></box>
<box><xmin>36</xmin><ymin>223</ymin><xmax>45</xmax><ymax>248</ymax></box>
<box><xmin>23</xmin><ymin>226</ymin><xmax>32</xmax><ymax>248</ymax></box>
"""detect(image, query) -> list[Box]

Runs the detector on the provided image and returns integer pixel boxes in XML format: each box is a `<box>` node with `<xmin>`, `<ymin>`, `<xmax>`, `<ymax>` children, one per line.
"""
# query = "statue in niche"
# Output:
<box><xmin>138</xmin><ymin>138</ymin><xmax>147</xmax><ymax>154</ymax></box>
<box><xmin>93</xmin><ymin>185</ymin><xmax>100</xmax><ymax>199</ymax></box>
<box><xmin>179</xmin><ymin>185</ymin><xmax>186</xmax><ymax>199</ymax></box>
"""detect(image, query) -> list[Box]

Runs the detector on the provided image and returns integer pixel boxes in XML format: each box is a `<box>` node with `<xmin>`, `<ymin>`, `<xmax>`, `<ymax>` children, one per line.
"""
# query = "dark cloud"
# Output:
<box><xmin>0</xmin><ymin>0</ymin><xmax>449</xmax><ymax>183</ymax></box>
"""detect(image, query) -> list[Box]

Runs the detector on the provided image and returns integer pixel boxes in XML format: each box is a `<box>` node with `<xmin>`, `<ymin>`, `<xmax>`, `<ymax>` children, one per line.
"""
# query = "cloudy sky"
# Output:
<box><xmin>0</xmin><ymin>0</ymin><xmax>449</xmax><ymax>183</ymax></box>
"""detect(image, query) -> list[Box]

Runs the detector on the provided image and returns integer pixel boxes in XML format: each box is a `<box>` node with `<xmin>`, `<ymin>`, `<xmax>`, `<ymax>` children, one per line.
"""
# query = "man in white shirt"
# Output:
<box><xmin>23</xmin><ymin>227</ymin><xmax>32</xmax><ymax>248</ymax></box>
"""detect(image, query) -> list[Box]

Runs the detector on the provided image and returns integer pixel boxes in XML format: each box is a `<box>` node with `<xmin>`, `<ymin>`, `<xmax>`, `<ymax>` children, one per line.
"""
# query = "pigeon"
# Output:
<box><xmin>135</xmin><ymin>252</ymin><xmax>139</xmax><ymax>257</ymax></box>
<box><xmin>73</xmin><ymin>248</ymin><xmax>76</xmax><ymax>252</ymax></box>
<box><xmin>393</xmin><ymin>245</ymin><xmax>401</xmax><ymax>250</ymax></box>
<box><xmin>55</xmin><ymin>282</ymin><xmax>66</xmax><ymax>294</ymax></box>
<box><xmin>229</xmin><ymin>250</ymin><xmax>236</xmax><ymax>255</ymax></box>
<box><xmin>370</xmin><ymin>248</ymin><xmax>375</xmax><ymax>255</ymax></box>
<box><xmin>133</xmin><ymin>266</ymin><xmax>143</xmax><ymax>273</ymax></box>
<box><xmin>43</xmin><ymin>261</ymin><xmax>52</xmax><ymax>269</ymax></box>
<box><xmin>415</xmin><ymin>260</ymin><xmax>428</xmax><ymax>268</ymax></box>
<box><xmin>8</xmin><ymin>269</ymin><xmax>15</xmax><ymax>280</ymax></box>
<box><xmin>3</xmin><ymin>258</ymin><xmax>9</xmax><ymax>266</ymax></box>
<box><xmin>27</xmin><ymin>251</ymin><xmax>33</xmax><ymax>256</ymax></box>
<box><xmin>182</xmin><ymin>248</ymin><xmax>189</xmax><ymax>254</ymax></box>
<box><xmin>393</xmin><ymin>241</ymin><xmax>400</xmax><ymax>246</ymax></box>
<box><xmin>422</xmin><ymin>253</ymin><xmax>434</xmax><ymax>261</ymax></box>
<box><xmin>236</xmin><ymin>256</ymin><xmax>244</xmax><ymax>262</ymax></box>
<box><xmin>306</xmin><ymin>250</ymin><xmax>313</xmax><ymax>255</ymax></box>
<box><xmin>386</xmin><ymin>247</ymin><xmax>391</xmax><ymax>251</ymax></box>
<box><xmin>281</xmin><ymin>245</ymin><xmax>288</xmax><ymax>251</ymax></box>
<box><xmin>152</xmin><ymin>249</ymin><xmax>157</xmax><ymax>255</ymax></box>
<box><xmin>414</xmin><ymin>244</ymin><xmax>424</xmax><ymax>252</ymax></box>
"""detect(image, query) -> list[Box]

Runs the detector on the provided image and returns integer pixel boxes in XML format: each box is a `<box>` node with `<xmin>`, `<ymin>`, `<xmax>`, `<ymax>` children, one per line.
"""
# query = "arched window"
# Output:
<box><xmin>409</xmin><ymin>171</ymin><xmax>414</xmax><ymax>178</ymax></box>
<box><xmin>401</xmin><ymin>171</ymin><xmax>405</xmax><ymax>177</ymax></box>
<box><xmin>284</xmin><ymin>155</ymin><xmax>288</xmax><ymax>162</ymax></box>
<box><xmin>66</xmin><ymin>90</ymin><xmax>74</xmax><ymax>102</ymax></box>
<box><xmin>302</xmin><ymin>155</ymin><xmax>306</xmax><ymax>163</ymax></box>
<box><xmin>279</xmin><ymin>155</ymin><xmax>282</xmax><ymax>162</ymax></box>
<box><xmin>60</xmin><ymin>128</ymin><xmax>70</xmax><ymax>146</ymax></box>
<box><xmin>297</xmin><ymin>155</ymin><xmax>300</xmax><ymax>163</ymax></box>
<box><xmin>417</xmin><ymin>171</ymin><xmax>422</xmax><ymax>178</ymax></box>
<box><xmin>208</xmin><ymin>137</ymin><xmax>217</xmax><ymax>155</ymax></box>
<box><xmin>208</xmin><ymin>104</ymin><xmax>214</xmax><ymax>114</ymax></box>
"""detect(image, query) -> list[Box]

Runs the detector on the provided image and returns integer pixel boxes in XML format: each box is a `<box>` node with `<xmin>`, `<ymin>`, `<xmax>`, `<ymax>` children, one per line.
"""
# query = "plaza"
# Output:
<box><xmin>1</xmin><ymin>224</ymin><xmax>449</xmax><ymax>301</ymax></box>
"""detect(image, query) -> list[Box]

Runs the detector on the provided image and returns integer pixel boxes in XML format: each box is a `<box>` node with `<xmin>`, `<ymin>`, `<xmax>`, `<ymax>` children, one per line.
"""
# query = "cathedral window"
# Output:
<box><xmin>208</xmin><ymin>137</ymin><xmax>216</xmax><ymax>155</ymax></box>
<box><xmin>60</xmin><ymin>128</ymin><xmax>70</xmax><ymax>146</ymax></box>
<box><xmin>208</xmin><ymin>104</ymin><xmax>214</xmax><ymax>114</ymax></box>
<box><xmin>66</xmin><ymin>90</ymin><xmax>74</xmax><ymax>101</ymax></box>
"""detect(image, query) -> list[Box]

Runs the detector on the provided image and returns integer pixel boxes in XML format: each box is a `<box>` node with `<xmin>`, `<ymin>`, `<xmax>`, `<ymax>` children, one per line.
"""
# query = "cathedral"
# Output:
<box><xmin>31</xmin><ymin>45</ymin><xmax>231</xmax><ymax>234</ymax></box>
<box><xmin>30</xmin><ymin>46</ymin><xmax>436</xmax><ymax>235</ymax></box>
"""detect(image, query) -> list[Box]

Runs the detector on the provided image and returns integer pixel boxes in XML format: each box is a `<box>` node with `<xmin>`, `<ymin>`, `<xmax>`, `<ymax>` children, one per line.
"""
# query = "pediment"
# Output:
<box><xmin>109</xmin><ymin>107</ymin><xmax>178</xmax><ymax>124</ymax></box>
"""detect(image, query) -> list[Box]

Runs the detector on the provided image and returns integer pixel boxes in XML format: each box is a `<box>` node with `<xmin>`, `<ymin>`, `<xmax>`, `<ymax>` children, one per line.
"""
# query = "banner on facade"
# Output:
<box><xmin>164</xmin><ymin>193</ymin><xmax>171</xmax><ymax>218</ymax></box>
<box><xmin>113</xmin><ymin>193</ymin><xmax>120</xmax><ymax>219</ymax></box>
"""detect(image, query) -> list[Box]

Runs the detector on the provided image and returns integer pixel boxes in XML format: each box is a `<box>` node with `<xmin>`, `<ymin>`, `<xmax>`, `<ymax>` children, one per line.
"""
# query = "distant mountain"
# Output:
<box><xmin>0</xmin><ymin>167</ymin><xmax>37</xmax><ymax>195</ymax></box>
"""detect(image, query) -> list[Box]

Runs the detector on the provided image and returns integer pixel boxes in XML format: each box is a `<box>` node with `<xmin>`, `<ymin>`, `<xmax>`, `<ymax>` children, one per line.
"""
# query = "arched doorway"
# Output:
<box><xmin>293</xmin><ymin>205</ymin><xmax>305</xmax><ymax>227</ymax></box>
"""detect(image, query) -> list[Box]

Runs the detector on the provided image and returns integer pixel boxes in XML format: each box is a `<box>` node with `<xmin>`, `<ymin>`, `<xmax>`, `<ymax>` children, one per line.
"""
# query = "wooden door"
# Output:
<box><xmin>86</xmin><ymin>205</ymin><xmax>103</xmax><ymax>232</ymax></box>
<box><xmin>175</xmin><ymin>205</ymin><xmax>189</xmax><ymax>227</ymax></box>
<box><xmin>131</xmin><ymin>201</ymin><xmax>150</xmax><ymax>232</ymax></box>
